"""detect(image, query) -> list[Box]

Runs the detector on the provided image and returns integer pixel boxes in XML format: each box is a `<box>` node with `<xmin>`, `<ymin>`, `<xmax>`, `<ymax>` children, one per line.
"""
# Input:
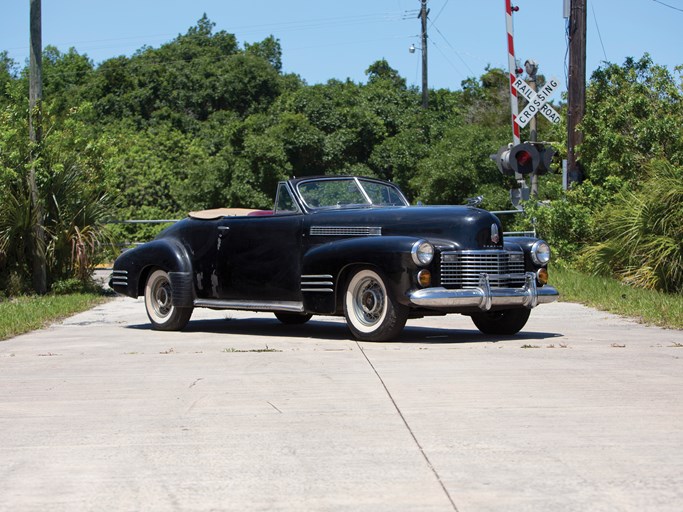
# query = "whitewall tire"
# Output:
<box><xmin>144</xmin><ymin>269</ymin><xmax>193</xmax><ymax>331</ymax></box>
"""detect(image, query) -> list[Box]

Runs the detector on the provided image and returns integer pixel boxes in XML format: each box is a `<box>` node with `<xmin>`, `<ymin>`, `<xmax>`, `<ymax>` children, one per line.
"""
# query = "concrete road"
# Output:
<box><xmin>0</xmin><ymin>298</ymin><xmax>682</xmax><ymax>512</ymax></box>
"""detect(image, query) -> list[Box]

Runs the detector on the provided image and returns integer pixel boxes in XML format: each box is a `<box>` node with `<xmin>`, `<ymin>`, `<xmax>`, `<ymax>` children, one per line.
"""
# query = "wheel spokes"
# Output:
<box><xmin>154</xmin><ymin>281</ymin><xmax>172</xmax><ymax>317</ymax></box>
<box><xmin>356</xmin><ymin>278</ymin><xmax>384</xmax><ymax>325</ymax></box>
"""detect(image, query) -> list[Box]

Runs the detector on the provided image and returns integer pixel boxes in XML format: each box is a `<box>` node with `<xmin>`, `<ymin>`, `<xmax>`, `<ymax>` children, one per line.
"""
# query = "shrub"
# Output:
<box><xmin>578</xmin><ymin>160</ymin><xmax>683</xmax><ymax>293</ymax></box>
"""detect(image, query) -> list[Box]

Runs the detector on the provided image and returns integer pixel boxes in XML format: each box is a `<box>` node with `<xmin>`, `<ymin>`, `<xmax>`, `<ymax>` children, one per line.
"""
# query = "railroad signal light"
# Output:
<box><xmin>491</xmin><ymin>143</ymin><xmax>540</xmax><ymax>176</ymax></box>
<box><xmin>536</xmin><ymin>146</ymin><xmax>557</xmax><ymax>175</ymax></box>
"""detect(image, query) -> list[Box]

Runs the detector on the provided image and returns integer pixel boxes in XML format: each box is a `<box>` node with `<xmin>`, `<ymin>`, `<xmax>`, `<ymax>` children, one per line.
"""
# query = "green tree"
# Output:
<box><xmin>42</xmin><ymin>46</ymin><xmax>94</xmax><ymax>117</ymax></box>
<box><xmin>410</xmin><ymin>123</ymin><xmax>508</xmax><ymax>205</ymax></box>
<box><xmin>580</xmin><ymin>55</ymin><xmax>683</xmax><ymax>186</ymax></box>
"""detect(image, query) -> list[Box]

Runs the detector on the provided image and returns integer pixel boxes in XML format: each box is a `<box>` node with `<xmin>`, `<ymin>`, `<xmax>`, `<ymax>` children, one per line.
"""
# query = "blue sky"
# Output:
<box><xmin>2</xmin><ymin>0</ymin><xmax>681</xmax><ymax>94</ymax></box>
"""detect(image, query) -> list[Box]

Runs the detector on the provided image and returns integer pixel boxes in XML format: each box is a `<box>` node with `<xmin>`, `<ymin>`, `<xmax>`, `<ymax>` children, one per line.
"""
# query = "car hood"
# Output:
<box><xmin>306</xmin><ymin>205</ymin><xmax>504</xmax><ymax>251</ymax></box>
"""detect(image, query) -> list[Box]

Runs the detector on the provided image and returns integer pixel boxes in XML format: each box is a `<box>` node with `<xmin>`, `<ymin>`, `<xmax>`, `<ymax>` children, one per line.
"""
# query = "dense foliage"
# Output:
<box><xmin>1</xmin><ymin>17</ymin><xmax>681</xmax><ymax>295</ymax></box>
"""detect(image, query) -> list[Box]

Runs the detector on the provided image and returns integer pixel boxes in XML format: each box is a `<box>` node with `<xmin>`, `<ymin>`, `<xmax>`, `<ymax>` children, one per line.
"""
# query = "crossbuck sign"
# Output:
<box><xmin>513</xmin><ymin>77</ymin><xmax>561</xmax><ymax>128</ymax></box>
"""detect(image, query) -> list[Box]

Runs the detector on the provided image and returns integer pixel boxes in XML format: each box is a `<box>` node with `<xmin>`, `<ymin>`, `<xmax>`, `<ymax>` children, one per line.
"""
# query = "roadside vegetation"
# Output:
<box><xmin>0</xmin><ymin>15</ymin><xmax>681</xmax><ymax>331</ymax></box>
<box><xmin>0</xmin><ymin>293</ymin><xmax>108</xmax><ymax>341</ymax></box>
<box><xmin>552</xmin><ymin>265</ymin><xmax>683</xmax><ymax>329</ymax></box>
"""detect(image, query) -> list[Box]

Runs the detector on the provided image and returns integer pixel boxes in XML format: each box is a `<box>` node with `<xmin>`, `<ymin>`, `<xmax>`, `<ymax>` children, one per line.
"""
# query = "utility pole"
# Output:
<box><xmin>29</xmin><ymin>0</ymin><xmax>47</xmax><ymax>294</ymax></box>
<box><xmin>567</xmin><ymin>0</ymin><xmax>586</xmax><ymax>186</ymax></box>
<box><xmin>419</xmin><ymin>0</ymin><xmax>429</xmax><ymax>108</ymax></box>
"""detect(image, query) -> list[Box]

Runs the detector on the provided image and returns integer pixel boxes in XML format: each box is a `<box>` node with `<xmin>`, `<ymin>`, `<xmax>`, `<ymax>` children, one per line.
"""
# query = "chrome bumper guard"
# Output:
<box><xmin>409</xmin><ymin>272</ymin><xmax>559</xmax><ymax>311</ymax></box>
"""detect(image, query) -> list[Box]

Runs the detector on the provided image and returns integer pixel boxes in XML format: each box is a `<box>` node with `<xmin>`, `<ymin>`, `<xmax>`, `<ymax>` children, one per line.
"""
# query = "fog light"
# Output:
<box><xmin>417</xmin><ymin>269</ymin><xmax>432</xmax><ymax>287</ymax></box>
<box><xmin>537</xmin><ymin>268</ymin><xmax>549</xmax><ymax>285</ymax></box>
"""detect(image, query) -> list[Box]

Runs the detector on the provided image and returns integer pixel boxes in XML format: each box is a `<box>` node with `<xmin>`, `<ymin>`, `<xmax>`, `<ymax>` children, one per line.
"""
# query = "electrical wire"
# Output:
<box><xmin>591</xmin><ymin>3</ymin><xmax>608</xmax><ymax>61</ymax></box>
<box><xmin>8</xmin><ymin>11</ymin><xmax>408</xmax><ymax>63</ymax></box>
<box><xmin>564</xmin><ymin>19</ymin><xmax>570</xmax><ymax>90</ymax></box>
<box><xmin>431</xmin><ymin>0</ymin><xmax>450</xmax><ymax>25</ymax></box>
<box><xmin>15</xmin><ymin>32</ymin><xmax>416</xmax><ymax>83</ymax></box>
<box><xmin>652</xmin><ymin>0</ymin><xmax>683</xmax><ymax>13</ymax></box>
<box><xmin>429</xmin><ymin>39</ymin><xmax>465</xmax><ymax>80</ymax></box>
<box><xmin>428</xmin><ymin>19</ymin><xmax>475</xmax><ymax>76</ymax></box>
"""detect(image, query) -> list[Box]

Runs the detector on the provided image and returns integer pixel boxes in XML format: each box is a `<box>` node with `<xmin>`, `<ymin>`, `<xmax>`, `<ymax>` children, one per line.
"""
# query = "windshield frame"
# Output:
<box><xmin>295</xmin><ymin>177</ymin><xmax>409</xmax><ymax>211</ymax></box>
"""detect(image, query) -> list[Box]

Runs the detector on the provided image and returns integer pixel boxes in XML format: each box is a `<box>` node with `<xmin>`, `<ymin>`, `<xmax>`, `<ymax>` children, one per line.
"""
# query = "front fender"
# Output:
<box><xmin>109</xmin><ymin>239</ymin><xmax>193</xmax><ymax>306</ymax></box>
<box><xmin>302</xmin><ymin>236</ymin><xmax>423</xmax><ymax>313</ymax></box>
<box><xmin>505</xmin><ymin>236</ymin><xmax>547</xmax><ymax>271</ymax></box>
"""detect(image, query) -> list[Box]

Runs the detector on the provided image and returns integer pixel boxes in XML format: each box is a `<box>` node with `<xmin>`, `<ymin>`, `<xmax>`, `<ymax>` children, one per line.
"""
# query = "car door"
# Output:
<box><xmin>215</xmin><ymin>214</ymin><xmax>304</xmax><ymax>301</ymax></box>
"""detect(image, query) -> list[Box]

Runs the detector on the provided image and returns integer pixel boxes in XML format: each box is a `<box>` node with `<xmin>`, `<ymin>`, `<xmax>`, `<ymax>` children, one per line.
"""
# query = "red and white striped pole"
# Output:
<box><xmin>505</xmin><ymin>0</ymin><xmax>521</xmax><ymax>146</ymax></box>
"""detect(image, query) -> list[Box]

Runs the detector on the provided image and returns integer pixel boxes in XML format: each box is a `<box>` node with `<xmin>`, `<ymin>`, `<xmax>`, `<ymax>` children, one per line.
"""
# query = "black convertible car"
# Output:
<box><xmin>110</xmin><ymin>176</ymin><xmax>559</xmax><ymax>341</ymax></box>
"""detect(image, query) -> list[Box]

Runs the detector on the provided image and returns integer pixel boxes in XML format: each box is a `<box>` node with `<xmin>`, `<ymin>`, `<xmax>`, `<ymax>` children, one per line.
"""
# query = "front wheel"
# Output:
<box><xmin>144</xmin><ymin>269</ymin><xmax>193</xmax><ymax>331</ymax></box>
<box><xmin>343</xmin><ymin>268</ymin><xmax>408</xmax><ymax>342</ymax></box>
<box><xmin>470</xmin><ymin>308</ymin><xmax>530</xmax><ymax>335</ymax></box>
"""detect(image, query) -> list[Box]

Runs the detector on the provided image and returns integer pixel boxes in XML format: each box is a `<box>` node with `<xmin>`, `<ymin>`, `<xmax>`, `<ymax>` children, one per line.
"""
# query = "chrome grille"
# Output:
<box><xmin>440</xmin><ymin>250</ymin><xmax>526</xmax><ymax>289</ymax></box>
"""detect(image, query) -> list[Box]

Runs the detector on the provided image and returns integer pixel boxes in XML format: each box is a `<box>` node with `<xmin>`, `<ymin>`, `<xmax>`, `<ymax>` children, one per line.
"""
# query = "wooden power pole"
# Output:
<box><xmin>567</xmin><ymin>0</ymin><xmax>586</xmax><ymax>186</ymax></box>
<box><xmin>419</xmin><ymin>0</ymin><xmax>429</xmax><ymax>108</ymax></box>
<box><xmin>29</xmin><ymin>0</ymin><xmax>47</xmax><ymax>294</ymax></box>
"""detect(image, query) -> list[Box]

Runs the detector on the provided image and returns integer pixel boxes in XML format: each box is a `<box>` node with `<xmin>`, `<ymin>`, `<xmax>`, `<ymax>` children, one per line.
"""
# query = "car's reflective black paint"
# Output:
<box><xmin>110</xmin><ymin>176</ymin><xmax>559</xmax><ymax>340</ymax></box>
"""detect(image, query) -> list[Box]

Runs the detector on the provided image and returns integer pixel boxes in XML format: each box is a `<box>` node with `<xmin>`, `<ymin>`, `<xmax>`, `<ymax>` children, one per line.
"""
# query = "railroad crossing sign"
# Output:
<box><xmin>513</xmin><ymin>76</ymin><xmax>561</xmax><ymax>128</ymax></box>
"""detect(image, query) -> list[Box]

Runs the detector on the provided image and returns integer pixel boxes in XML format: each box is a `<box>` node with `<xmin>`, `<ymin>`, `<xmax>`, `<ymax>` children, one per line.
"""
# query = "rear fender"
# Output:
<box><xmin>110</xmin><ymin>239</ymin><xmax>194</xmax><ymax>306</ymax></box>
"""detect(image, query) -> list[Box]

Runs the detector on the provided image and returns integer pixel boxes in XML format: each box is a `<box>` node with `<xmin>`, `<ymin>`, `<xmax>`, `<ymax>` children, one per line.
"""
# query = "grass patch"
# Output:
<box><xmin>0</xmin><ymin>293</ymin><xmax>108</xmax><ymax>341</ymax></box>
<box><xmin>551</xmin><ymin>265</ymin><xmax>683</xmax><ymax>329</ymax></box>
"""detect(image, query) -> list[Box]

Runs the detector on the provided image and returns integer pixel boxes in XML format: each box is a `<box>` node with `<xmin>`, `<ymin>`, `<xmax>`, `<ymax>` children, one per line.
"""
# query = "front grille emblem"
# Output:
<box><xmin>491</xmin><ymin>224</ymin><xmax>500</xmax><ymax>244</ymax></box>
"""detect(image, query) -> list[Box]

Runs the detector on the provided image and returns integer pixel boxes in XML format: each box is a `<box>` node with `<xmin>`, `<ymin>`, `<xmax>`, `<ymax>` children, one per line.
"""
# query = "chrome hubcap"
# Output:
<box><xmin>153</xmin><ymin>280</ymin><xmax>172</xmax><ymax>317</ymax></box>
<box><xmin>355</xmin><ymin>278</ymin><xmax>384</xmax><ymax>325</ymax></box>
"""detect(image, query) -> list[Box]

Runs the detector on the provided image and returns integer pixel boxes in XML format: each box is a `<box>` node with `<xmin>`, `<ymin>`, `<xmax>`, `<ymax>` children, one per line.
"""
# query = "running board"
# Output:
<box><xmin>194</xmin><ymin>299</ymin><xmax>305</xmax><ymax>313</ymax></box>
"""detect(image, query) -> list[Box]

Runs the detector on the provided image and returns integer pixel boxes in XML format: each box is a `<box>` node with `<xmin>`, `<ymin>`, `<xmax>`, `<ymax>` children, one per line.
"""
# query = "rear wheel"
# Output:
<box><xmin>274</xmin><ymin>312</ymin><xmax>312</xmax><ymax>325</ymax></box>
<box><xmin>144</xmin><ymin>269</ymin><xmax>193</xmax><ymax>331</ymax></box>
<box><xmin>343</xmin><ymin>268</ymin><xmax>408</xmax><ymax>342</ymax></box>
<box><xmin>470</xmin><ymin>308</ymin><xmax>530</xmax><ymax>335</ymax></box>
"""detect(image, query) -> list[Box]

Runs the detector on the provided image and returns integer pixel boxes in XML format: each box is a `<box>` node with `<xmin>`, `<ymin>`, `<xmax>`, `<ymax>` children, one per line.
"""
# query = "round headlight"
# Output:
<box><xmin>531</xmin><ymin>240</ymin><xmax>551</xmax><ymax>265</ymax></box>
<box><xmin>411</xmin><ymin>240</ymin><xmax>434</xmax><ymax>266</ymax></box>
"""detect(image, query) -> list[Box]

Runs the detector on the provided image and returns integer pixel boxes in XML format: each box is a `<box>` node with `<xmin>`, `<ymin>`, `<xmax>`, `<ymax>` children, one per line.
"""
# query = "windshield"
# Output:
<box><xmin>297</xmin><ymin>178</ymin><xmax>408</xmax><ymax>209</ymax></box>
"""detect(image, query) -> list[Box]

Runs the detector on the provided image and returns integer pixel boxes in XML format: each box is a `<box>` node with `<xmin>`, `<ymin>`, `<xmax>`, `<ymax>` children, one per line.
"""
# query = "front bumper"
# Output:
<box><xmin>409</xmin><ymin>272</ymin><xmax>559</xmax><ymax>311</ymax></box>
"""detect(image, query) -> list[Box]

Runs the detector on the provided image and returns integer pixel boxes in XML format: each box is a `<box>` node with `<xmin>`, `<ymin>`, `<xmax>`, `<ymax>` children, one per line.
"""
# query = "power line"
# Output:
<box><xmin>652</xmin><ymin>0</ymin><xmax>683</xmax><ymax>13</ymax></box>
<box><xmin>431</xmin><ymin>0</ymin><xmax>450</xmax><ymax>24</ymax></box>
<box><xmin>14</xmin><ymin>33</ymin><xmax>416</xmax><ymax>82</ymax></box>
<box><xmin>591</xmin><ymin>3</ymin><xmax>608</xmax><ymax>61</ymax></box>
<box><xmin>429</xmin><ymin>39</ymin><xmax>464</xmax><ymax>80</ymax></box>
<box><xmin>8</xmin><ymin>11</ymin><xmax>409</xmax><ymax>62</ymax></box>
<box><xmin>428</xmin><ymin>19</ymin><xmax>475</xmax><ymax>76</ymax></box>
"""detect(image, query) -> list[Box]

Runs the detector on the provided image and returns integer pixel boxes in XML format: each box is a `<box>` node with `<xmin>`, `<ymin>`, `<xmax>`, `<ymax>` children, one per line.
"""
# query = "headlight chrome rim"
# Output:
<box><xmin>411</xmin><ymin>240</ymin><xmax>434</xmax><ymax>267</ymax></box>
<box><xmin>530</xmin><ymin>240</ymin><xmax>551</xmax><ymax>266</ymax></box>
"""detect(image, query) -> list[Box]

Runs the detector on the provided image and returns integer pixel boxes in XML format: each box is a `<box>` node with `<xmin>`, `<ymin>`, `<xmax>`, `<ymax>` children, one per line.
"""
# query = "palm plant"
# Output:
<box><xmin>581</xmin><ymin>160</ymin><xmax>683</xmax><ymax>293</ymax></box>
<box><xmin>43</xmin><ymin>163</ymin><xmax>114</xmax><ymax>285</ymax></box>
<box><xmin>0</xmin><ymin>160</ymin><xmax>113</xmax><ymax>293</ymax></box>
<box><xmin>0</xmin><ymin>180</ymin><xmax>34</xmax><ymax>291</ymax></box>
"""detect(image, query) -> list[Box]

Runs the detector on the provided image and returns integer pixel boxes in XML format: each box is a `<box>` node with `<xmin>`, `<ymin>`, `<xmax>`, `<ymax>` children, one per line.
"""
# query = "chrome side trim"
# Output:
<box><xmin>111</xmin><ymin>270</ymin><xmax>128</xmax><ymax>286</ymax></box>
<box><xmin>301</xmin><ymin>274</ymin><xmax>334</xmax><ymax>293</ymax></box>
<box><xmin>409</xmin><ymin>272</ymin><xmax>559</xmax><ymax>311</ymax></box>
<box><xmin>193</xmin><ymin>299</ymin><xmax>305</xmax><ymax>313</ymax></box>
<box><xmin>310</xmin><ymin>226</ymin><xmax>382</xmax><ymax>236</ymax></box>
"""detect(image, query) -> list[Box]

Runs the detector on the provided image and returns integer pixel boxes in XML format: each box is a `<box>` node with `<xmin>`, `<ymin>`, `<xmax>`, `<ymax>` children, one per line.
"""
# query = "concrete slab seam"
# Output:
<box><xmin>355</xmin><ymin>341</ymin><xmax>460</xmax><ymax>512</ymax></box>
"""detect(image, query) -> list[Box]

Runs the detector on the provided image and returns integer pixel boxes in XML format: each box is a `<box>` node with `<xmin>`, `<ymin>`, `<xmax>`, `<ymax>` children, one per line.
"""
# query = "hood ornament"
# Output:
<box><xmin>466</xmin><ymin>195</ymin><xmax>484</xmax><ymax>207</ymax></box>
<box><xmin>491</xmin><ymin>224</ymin><xmax>500</xmax><ymax>244</ymax></box>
